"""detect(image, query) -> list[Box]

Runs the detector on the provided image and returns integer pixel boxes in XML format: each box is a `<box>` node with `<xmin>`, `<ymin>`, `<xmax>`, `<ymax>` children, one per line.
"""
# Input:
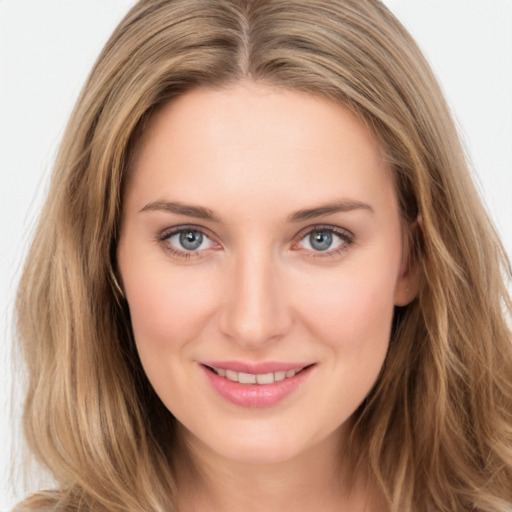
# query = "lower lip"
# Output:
<box><xmin>200</xmin><ymin>364</ymin><xmax>315</xmax><ymax>408</ymax></box>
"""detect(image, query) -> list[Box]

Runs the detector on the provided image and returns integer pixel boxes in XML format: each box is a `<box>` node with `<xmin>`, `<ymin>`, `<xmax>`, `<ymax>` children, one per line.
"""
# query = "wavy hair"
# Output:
<box><xmin>15</xmin><ymin>0</ymin><xmax>512</xmax><ymax>510</ymax></box>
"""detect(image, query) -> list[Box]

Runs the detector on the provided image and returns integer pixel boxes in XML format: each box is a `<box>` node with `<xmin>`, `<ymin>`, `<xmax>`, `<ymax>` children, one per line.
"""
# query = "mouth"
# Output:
<box><xmin>200</xmin><ymin>361</ymin><xmax>316</xmax><ymax>407</ymax></box>
<box><xmin>201</xmin><ymin>363</ymin><xmax>314</xmax><ymax>385</ymax></box>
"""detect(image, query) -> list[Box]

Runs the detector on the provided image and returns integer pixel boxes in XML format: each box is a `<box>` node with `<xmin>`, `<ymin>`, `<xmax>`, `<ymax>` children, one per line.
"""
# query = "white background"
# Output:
<box><xmin>1</xmin><ymin>1</ymin><xmax>511</xmax><ymax>509</ymax></box>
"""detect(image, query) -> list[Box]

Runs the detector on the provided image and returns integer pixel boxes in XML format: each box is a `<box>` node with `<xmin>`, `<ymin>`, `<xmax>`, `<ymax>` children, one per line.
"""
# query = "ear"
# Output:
<box><xmin>393</xmin><ymin>220</ymin><xmax>421</xmax><ymax>306</ymax></box>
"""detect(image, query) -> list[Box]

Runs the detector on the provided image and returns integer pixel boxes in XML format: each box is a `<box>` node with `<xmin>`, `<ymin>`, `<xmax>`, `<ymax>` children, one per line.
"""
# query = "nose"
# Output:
<box><xmin>218</xmin><ymin>250</ymin><xmax>293</xmax><ymax>349</ymax></box>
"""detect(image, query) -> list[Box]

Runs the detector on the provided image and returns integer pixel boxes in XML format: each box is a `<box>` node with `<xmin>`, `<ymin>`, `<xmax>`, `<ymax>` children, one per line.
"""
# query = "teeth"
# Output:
<box><xmin>225</xmin><ymin>369</ymin><xmax>239</xmax><ymax>382</ymax></box>
<box><xmin>238</xmin><ymin>372</ymin><xmax>257</xmax><ymax>384</ymax></box>
<box><xmin>274</xmin><ymin>371</ymin><xmax>286</xmax><ymax>382</ymax></box>
<box><xmin>214</xmin><ymin>367</ymin><xmax>301</xmax><ymax>385</ymax></box>
<box><xmin>256</xmin><ymin>372</ymin><xmax>274</xmax><ymax>385</ymax></box>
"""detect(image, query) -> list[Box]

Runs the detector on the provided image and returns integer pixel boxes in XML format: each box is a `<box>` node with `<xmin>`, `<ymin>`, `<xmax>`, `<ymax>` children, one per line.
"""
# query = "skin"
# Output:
<box><xmin>117</xmin><ymin>81</ymin><xmax>418</xmax><ymax>511</ymax></box>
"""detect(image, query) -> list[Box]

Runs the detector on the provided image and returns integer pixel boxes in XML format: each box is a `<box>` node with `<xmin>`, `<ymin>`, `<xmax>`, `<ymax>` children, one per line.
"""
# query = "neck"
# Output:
<box><xmin>174</xmin><ymin>427</ymin><xmax>387</xmax><ymax>512</ymax></box>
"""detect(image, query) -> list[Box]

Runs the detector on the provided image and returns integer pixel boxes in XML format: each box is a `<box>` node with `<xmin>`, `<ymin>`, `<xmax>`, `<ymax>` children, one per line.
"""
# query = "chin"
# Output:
<box><xmin>181</xmin><ymin>418</ymin><xmax>340</xmax><ymax>467</ymax></box>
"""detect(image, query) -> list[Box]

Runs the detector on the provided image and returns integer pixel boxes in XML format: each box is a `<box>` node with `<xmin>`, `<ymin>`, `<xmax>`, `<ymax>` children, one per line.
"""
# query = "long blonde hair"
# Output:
<box><xmin>16</xmin><ymin>0</ymin><xmax>512</xmax><ymax>510</ymax></box>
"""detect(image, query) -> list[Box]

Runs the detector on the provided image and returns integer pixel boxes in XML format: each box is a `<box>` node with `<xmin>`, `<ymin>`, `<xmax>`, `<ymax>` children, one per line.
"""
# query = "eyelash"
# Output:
<box><xmin>157</xmin><ymin>224</ymin><xmax>355</xmax><ymax>261</ymax></box>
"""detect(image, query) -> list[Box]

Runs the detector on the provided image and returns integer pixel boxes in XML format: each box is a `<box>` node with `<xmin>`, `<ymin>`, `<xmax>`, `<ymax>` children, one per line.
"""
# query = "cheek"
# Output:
<box><xmin>121</xmin><ymin>259</ymin><xmax>222</xmax><ymax>416</ymax></box>
<box><xmin>122</xmin><ymin>257</ymin><xmax>217</xmax><ymax>359</ymax></box>
<box><xmin>290</xmin><ymin>253</ymin><xmax>400</xmax><ymax>412</ymax></box>
<box><xmin>290</xmin><ymin>265</ymin><xmax>397</xmax><ymax>425</ymax></box>
<box><xmin>297</xmin><ymin>266</ymin><xmax>396</xmax><ymax>343</ymax></box>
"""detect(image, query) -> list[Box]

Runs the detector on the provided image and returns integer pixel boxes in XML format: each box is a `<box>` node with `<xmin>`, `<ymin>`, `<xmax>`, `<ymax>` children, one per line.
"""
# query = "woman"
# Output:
<box><xmin>15</xmin><ymin>0</ymin><xmax>512</xmax><ymax>511</ymax></box>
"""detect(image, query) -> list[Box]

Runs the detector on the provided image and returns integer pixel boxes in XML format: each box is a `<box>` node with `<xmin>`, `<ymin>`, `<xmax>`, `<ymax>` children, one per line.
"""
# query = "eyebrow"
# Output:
<box><xmin>287</xmin><ymin>200</ymin><xmax>374</xmax><ymax>222</ymax></box>
<box><xmin>140</xmin><ymin>201</ymin><xmax>222</xmax><ymax>222</ymax></box>
<box><xmin>140</xmin><ymin>199</ymin><xmax>374</xmax><ymax>223</ymax></box>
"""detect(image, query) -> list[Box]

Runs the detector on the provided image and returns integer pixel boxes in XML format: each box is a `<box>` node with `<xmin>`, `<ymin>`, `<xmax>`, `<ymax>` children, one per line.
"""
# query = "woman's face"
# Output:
<box><xmin>118</xmin><ymin>82</ymin><xmax>416</xmax><ymax>465</ymax></box>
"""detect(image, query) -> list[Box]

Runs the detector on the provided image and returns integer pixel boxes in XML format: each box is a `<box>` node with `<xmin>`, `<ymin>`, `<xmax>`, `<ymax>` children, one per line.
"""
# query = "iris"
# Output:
<box><xmin>309</xmin><ymin>230</ymin><xmax>333</xmax><ymax>251</ymax></box>
<box><xmin>180</xmin><ymin>230</ymin><xmax>203</xmax><ymax>250</ymax></box>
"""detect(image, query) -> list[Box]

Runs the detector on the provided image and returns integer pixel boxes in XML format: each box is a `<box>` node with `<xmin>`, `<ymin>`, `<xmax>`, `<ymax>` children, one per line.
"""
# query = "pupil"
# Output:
<box><xmin>310</xmin><ymin>231</ymin><xmax>332</xmax><ymax>251</ymax></box>
<box><xmin>180</xmin><ymin>231</ymin><xmax>202</xmax><ymax>250</ymax></box>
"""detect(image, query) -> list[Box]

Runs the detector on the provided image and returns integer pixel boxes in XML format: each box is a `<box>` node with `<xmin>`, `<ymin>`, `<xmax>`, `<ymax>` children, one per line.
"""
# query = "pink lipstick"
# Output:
<box><xmin>199</xmin><ymin>361</ymin><xmax>315</xmax><ymax>408</ymax></box>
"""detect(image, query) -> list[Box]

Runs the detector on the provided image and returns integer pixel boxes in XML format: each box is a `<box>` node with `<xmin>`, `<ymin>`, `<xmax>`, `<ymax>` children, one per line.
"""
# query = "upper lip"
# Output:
<box><xmin>200</xmin><ymin>360</ymin><xmax>315</xmax><ymax>374</ymax></box>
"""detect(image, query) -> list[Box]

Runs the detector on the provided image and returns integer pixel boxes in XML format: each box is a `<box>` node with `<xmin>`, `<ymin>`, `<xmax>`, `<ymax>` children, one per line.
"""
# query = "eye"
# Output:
<box><xmin>170</xmin><ymin>229</ymin><xmax>209</xmax><ymax>251</ymax></box>
<box><xmin>159</xmin><ymin>226</ymin><xmax>218</xmax><ymax>259</ymax></box>
<box><xmin>304</xmin><ymin>230</ymin><xmax>337</xmax><ymax>251</ymax></box>
<box><xmin>295</xmin><ymin>226</ymin><xmax>353</xmax><ymax>255</ymax></box>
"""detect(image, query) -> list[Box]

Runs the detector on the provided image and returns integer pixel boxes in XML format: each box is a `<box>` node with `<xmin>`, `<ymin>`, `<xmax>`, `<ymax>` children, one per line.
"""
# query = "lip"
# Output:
<box><xmin>200</xmin><ymin>360</ymin><xmax>311</xmax><ymax>374</ymax></box>
<box><xmin>199</xmin><ymin>361</ymin><xmax>316</xmax><ymax>408</ymax></box>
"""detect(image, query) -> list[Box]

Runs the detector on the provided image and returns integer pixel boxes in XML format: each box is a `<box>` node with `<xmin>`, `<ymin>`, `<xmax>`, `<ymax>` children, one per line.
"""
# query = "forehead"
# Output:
<box><xmin>125</xmin><ymin>82</ymin><xmax>396</xmax><ymax>220</ymax></box>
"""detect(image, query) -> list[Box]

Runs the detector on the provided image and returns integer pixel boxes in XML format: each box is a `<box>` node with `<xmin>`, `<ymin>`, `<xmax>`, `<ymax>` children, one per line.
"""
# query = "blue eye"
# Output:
<box><xmin>308</xmin><ymin>231</ymin><xmax>333</xmax><ymax>251</ymax></box>
<box><xmin>298</xmin><ymin>227</ymin><xmax>351</xmax><ymax>253</ymax></box>
<box><xmin>165</xmin><ymin>229</ymin><xmax>213</xmax><ymax>252</ymax></box>
<box><xmin>179</xmin><ymin>230</ymin><xmax>203</xmax><ymax>250</ymax></box>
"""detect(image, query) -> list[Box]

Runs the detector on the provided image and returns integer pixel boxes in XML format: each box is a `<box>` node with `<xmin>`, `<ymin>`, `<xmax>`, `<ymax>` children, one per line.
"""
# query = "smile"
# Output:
<box><xmin>205</xmin><ymin>365</ymin><xmax>304</xmax><ymax>385</ymax></box>
<box><xmin>200</xmin><ymin>362</ymin><xmax>316</xmax><ymax>408</ymax></box>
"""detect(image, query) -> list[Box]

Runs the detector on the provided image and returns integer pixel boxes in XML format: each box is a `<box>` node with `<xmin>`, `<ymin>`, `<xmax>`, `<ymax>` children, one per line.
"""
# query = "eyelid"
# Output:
<box><xmin>159</xmin><ymin>223</ymin><xmax>216</xmax><ymax>240</ymax></box>
<box><xmin>293</xmin><ymin>223</ymin><xmax>354</xmax><ymax>241</ymax></box>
